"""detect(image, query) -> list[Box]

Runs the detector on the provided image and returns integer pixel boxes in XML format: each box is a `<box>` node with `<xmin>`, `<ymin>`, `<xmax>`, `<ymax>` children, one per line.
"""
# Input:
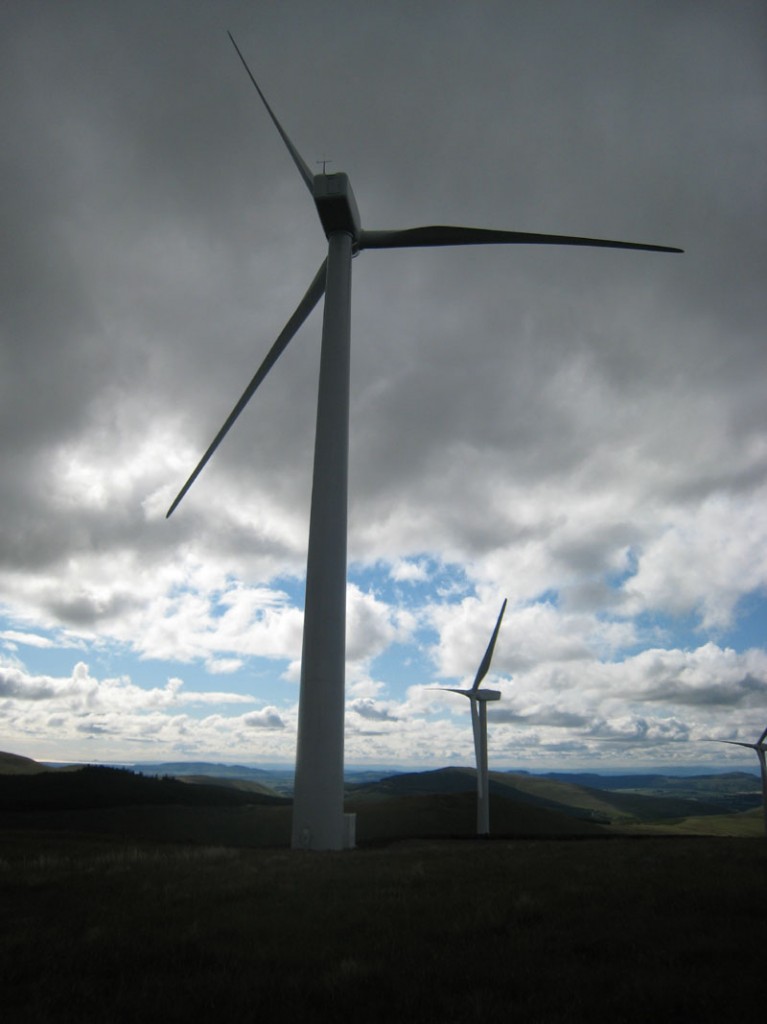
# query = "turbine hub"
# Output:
<box><xmin>313</xmin><ymin>173</ymin><xmax>361</xmax><ymax>247</ymax></box>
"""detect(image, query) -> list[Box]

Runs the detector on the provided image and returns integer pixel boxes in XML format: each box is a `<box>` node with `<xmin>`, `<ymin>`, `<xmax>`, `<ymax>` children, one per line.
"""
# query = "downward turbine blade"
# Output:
<box><xmin>359</xmin><ymin>226</ymin><xmax>683</xmax><ymax>254</ymax></box>
<box><xmin>166</xmin><ymin>259</ymin><xmax>327</xmax><ymax>518</ymax></box>
<box><xmin>471</xmin><ymin>599</ymin><xmax>508</xmax><ymax>692</ymax></box>
<box><xmin>227</xmin><ymin>32</ymin><xmax>314</xmax><ymax>194</ymax></box>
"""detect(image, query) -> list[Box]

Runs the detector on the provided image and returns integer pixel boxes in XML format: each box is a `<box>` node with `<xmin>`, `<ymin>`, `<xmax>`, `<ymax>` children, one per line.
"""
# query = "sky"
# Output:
<box><xmin>1</xmin><ymin>0</ymin><xmax>766</xmax><ymax>772</ymax></box>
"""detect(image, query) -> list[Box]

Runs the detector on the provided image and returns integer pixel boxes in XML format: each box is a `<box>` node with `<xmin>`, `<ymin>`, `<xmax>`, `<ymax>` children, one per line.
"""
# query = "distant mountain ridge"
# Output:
<box><xmin>134</xmin><ymin>761</ymin><xmax>272</xmax><ymax>779</ymax></box>
<box><xmin>0</xmin><ymin>752</ymin><xmax>761</xmax><ymax>841</ymax></box>
<box><xmin>346</xmin><ymin>766</ymin><xmax>762</xmax><ymax>824</ymax></box>
<box><xmin>540</xmin><ymin>770</ymin><xmax>759</xmax><ymax>792</ymax></box>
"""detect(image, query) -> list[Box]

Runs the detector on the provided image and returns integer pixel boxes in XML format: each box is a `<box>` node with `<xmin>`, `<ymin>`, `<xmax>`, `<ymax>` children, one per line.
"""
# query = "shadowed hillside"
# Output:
<box><xmin>349</xmin><ymin>790</ymin><xmax>606</xmax><ymax>842</ymax></box>
<box><xmin>0</xmin><ymin>764</ymin><xmax>289</xmax><ymax>812</ymax></box>
<box><xmin>0</xmin><ymin>764</ymin><xmax>599</xmax><ymax>846</ymax></box>
<box><xmin>0</xmin><ymin>751</ymin><xmax>49</xmax><ymax>775</ymax></box>
<box><xmin>347</xmin><ymin>766</ymin><xmax>753</xmax><ymax>828</ymax></box>
<box><xmin>1</xmin><ymin>753</ymin><xmax>762</xmax><ymax>844</ymax></box>
<box><xmin>490</xmin><ymin>771</ymin><xmax>730</xmax><ymax>823</ymax></box>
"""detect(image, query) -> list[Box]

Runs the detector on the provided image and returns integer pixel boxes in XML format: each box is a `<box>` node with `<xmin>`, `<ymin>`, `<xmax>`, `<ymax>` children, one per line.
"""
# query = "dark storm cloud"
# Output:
<box><xmin>349</xmin><ymin>698</ymin><xmax>399</xmax><ymax>722</ymax></box>
<box><xmin>586</xmin><ymin>717</ymin><xmax>691</xmax><ymax>743</ymax></box>
<box><xmin>77</xmin><ymin>721</ymin><xmax>115</xmax><ymax>735</ymax></box>
<box><xmin>0</xmin><ymin>668</ymin><xmax>56</xmax><ymax>701</ymax></box>
<box><xmin>490</xmin><ymin>707</ymin><xmax>589</xmax><ymax>729</ymax></box>
<box><xmin>642</xmin><ymin>672</ymin><xmax>767</xmax><ymax>709</ymax></box>
<box><xmin>242</xmin><ymin>708</ymin><xmax>285</xmax><ymax>730</ymax></box>
<box><xmin>46</xmin><ymin>590</ymin><xmax>141</xmax><ymax>629</ymax></box>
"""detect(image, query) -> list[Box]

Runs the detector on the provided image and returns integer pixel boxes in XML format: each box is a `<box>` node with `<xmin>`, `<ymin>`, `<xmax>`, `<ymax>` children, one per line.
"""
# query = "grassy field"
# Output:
<box><xmin>1</xmin><ymin>830</ymin><xmax>764</xmax><ymax>1023</ymax></box>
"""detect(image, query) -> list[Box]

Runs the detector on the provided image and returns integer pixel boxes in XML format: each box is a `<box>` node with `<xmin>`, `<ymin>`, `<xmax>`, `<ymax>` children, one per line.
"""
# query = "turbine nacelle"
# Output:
<box><xmin>475</xmin><ymin>689</ymin><xmax>501</xmax><ymax>702</ymax></box>
<box><xmin>442</xmin><ymin>687</ymin><xmax>501</xmax><ymax>702</ymax></box>
<box><xmin>313</xmin><ymin>173</ymin><xmax>362</xmax><ymax>245</ymax></box>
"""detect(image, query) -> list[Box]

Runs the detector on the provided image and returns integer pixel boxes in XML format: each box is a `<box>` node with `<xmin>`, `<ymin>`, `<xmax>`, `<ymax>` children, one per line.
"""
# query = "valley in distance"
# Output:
<box><xmin>0</xmin><ymin>748</ymin><xmax>763</xmax><ymax>844</ymax></box>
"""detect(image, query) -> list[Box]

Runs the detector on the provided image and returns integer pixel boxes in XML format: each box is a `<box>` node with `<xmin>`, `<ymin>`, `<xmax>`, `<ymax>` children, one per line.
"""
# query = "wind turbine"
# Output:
<box><xmin>166</xmin><ymin>33</ymin><xmax>683</xmax><ymax>851</ymax></box>
<box><xmin>439</xmin><ymin>600</ymin><xmax>507</xmax><ymax>836</ymax></box>
<box><xmin>718</xmin><ymin>726</ymin><xmax>767</xmax><ymax>836</ymax></box>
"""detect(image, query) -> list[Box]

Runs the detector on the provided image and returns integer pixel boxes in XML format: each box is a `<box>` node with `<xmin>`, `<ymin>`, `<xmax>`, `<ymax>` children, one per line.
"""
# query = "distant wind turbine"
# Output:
<box><xmin>166</xmin><ymin>33</ymin><xmax>683</xmax><ymax>850</ymax></box>
<box><xmin>718</xmin><ymin>727</ymin><xmax>767</xmax><ymax>835</ymax></box>
<box><xmin>439</xmin><ymin>599</ymin><xmax>507</xmax><ymax>836</ymax></box>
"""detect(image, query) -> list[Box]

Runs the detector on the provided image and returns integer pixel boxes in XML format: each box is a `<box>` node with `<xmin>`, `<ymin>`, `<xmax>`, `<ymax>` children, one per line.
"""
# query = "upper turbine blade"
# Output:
<box><xmin>227</xmin><ymin>32</ymin><xmax>314</xmax><ymax>194</ymax></box>
<box><xmin>471</xmin><ymin>599</ymin><xmax>508</xmax><ymax>692</ymax></box>
<box><xmin>359</xmin><ymin>226</ymin><xmax>683</xmax><ymax>254</ymax></box>
<box><xmin>166</xmin><ymin>259</ymin><xmax>327</xmax><ymax>519</ymax></box>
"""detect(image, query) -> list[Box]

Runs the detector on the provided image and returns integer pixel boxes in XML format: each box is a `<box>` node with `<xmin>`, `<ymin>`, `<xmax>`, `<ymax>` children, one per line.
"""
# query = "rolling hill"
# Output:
<box><xmin>0</xmin><ymin>750</ymin><xmax>49</xmax><ymax>775</ymax></box>
<box><xmin>346</xmin><ymin>766</ymin><xmax>759</xmax><ymax>826</ymax></box>
<box><xmin>0</xmin><ymin>751</ymin><xmax>762</xmax><ymax>843</ymax></box>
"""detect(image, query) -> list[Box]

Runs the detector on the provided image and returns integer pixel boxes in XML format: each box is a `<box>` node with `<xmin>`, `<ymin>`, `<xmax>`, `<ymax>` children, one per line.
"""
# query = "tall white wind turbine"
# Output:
<box><xmin>719</xmin><ymin>727</ymin><xmax>767</xmax><ymax>836</ymax></box>
<box><xmin>440</xmin><ymin>600</ymin><xmax>507</xmax><ymax>836</ymax></box>
<box><xmin>166</xmin><ymin>34</ymin><xmax>683</xmax><ymax>851</ymax></box>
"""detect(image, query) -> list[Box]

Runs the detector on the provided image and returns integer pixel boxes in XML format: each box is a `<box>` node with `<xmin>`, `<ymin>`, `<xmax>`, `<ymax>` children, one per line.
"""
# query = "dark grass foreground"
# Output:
<box><xmin>1</xmin><ymin>832</ymin><xmax>764</xmax><ymax>1023</ymax></box>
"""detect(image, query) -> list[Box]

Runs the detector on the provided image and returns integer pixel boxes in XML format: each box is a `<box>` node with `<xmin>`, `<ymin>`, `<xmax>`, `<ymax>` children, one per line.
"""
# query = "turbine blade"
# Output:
<box><xmin>758</xmin><ymin>727</ymin><xmax>767</xmax><ymax>746</ymax></box>
<box><xmin>359</xmin><ymin>226</ymin><xmax>683</xmax><ymax>254</ymax></box>
<box><xmin>720</xmin><ymin>740</ymin><xmax>757</xmax><ymax>749</ymax></box>
<box><xmin>471</xmin><ymin>599</ymin><xmax>507</xmax><ymax>692</ymax></box>
<box><xmin>166</xmin><ymin>259</ymin><xmax>327</xmax><ymax>518</ymax></box>
<box><xmin>227</xmin><ymin>32</ymin><xmax>314</xmax><ymax>194</ymax></box>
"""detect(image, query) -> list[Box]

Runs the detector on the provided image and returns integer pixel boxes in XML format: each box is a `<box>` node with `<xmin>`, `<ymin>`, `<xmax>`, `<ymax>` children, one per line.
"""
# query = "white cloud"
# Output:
<box><xmin>390</xmin><ymin>558</ymin><xmax>430</xmax><ymax>583</ymax></box>
<box><xmin>622</xmin><ymin>490</ymin><xmax>767</xmax><ymax>629</ymax></box>
<box><xmin>0</xmin><ymin>630</ymin><xmax>81</xmax><ymax>650</ymax></box>
<box><xmin>345</xmin><ymin>584</ymin><xmax>413</xmax><ymax>668</ymax></box>
<box><xmin>0</xmin><ymin>662</ymin><xmax>255</xmax><ymax>711</ymax></box>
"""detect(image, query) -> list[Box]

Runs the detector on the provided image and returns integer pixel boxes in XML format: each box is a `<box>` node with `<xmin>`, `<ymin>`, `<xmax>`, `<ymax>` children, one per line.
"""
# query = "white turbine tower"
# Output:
<box><xmin>440</xmin><ymin>600</ymin><xmax>507</xmax><ymax>836</ymax></box>
<box><xmin>166</xmin><ymin>34</ymin><xmax>683</xmax><ymax>851</ymax></box>
<box><xmin>718</xmin><ymin>726</ymin><xmax>767</xmax><ymax>836</ymax></box>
